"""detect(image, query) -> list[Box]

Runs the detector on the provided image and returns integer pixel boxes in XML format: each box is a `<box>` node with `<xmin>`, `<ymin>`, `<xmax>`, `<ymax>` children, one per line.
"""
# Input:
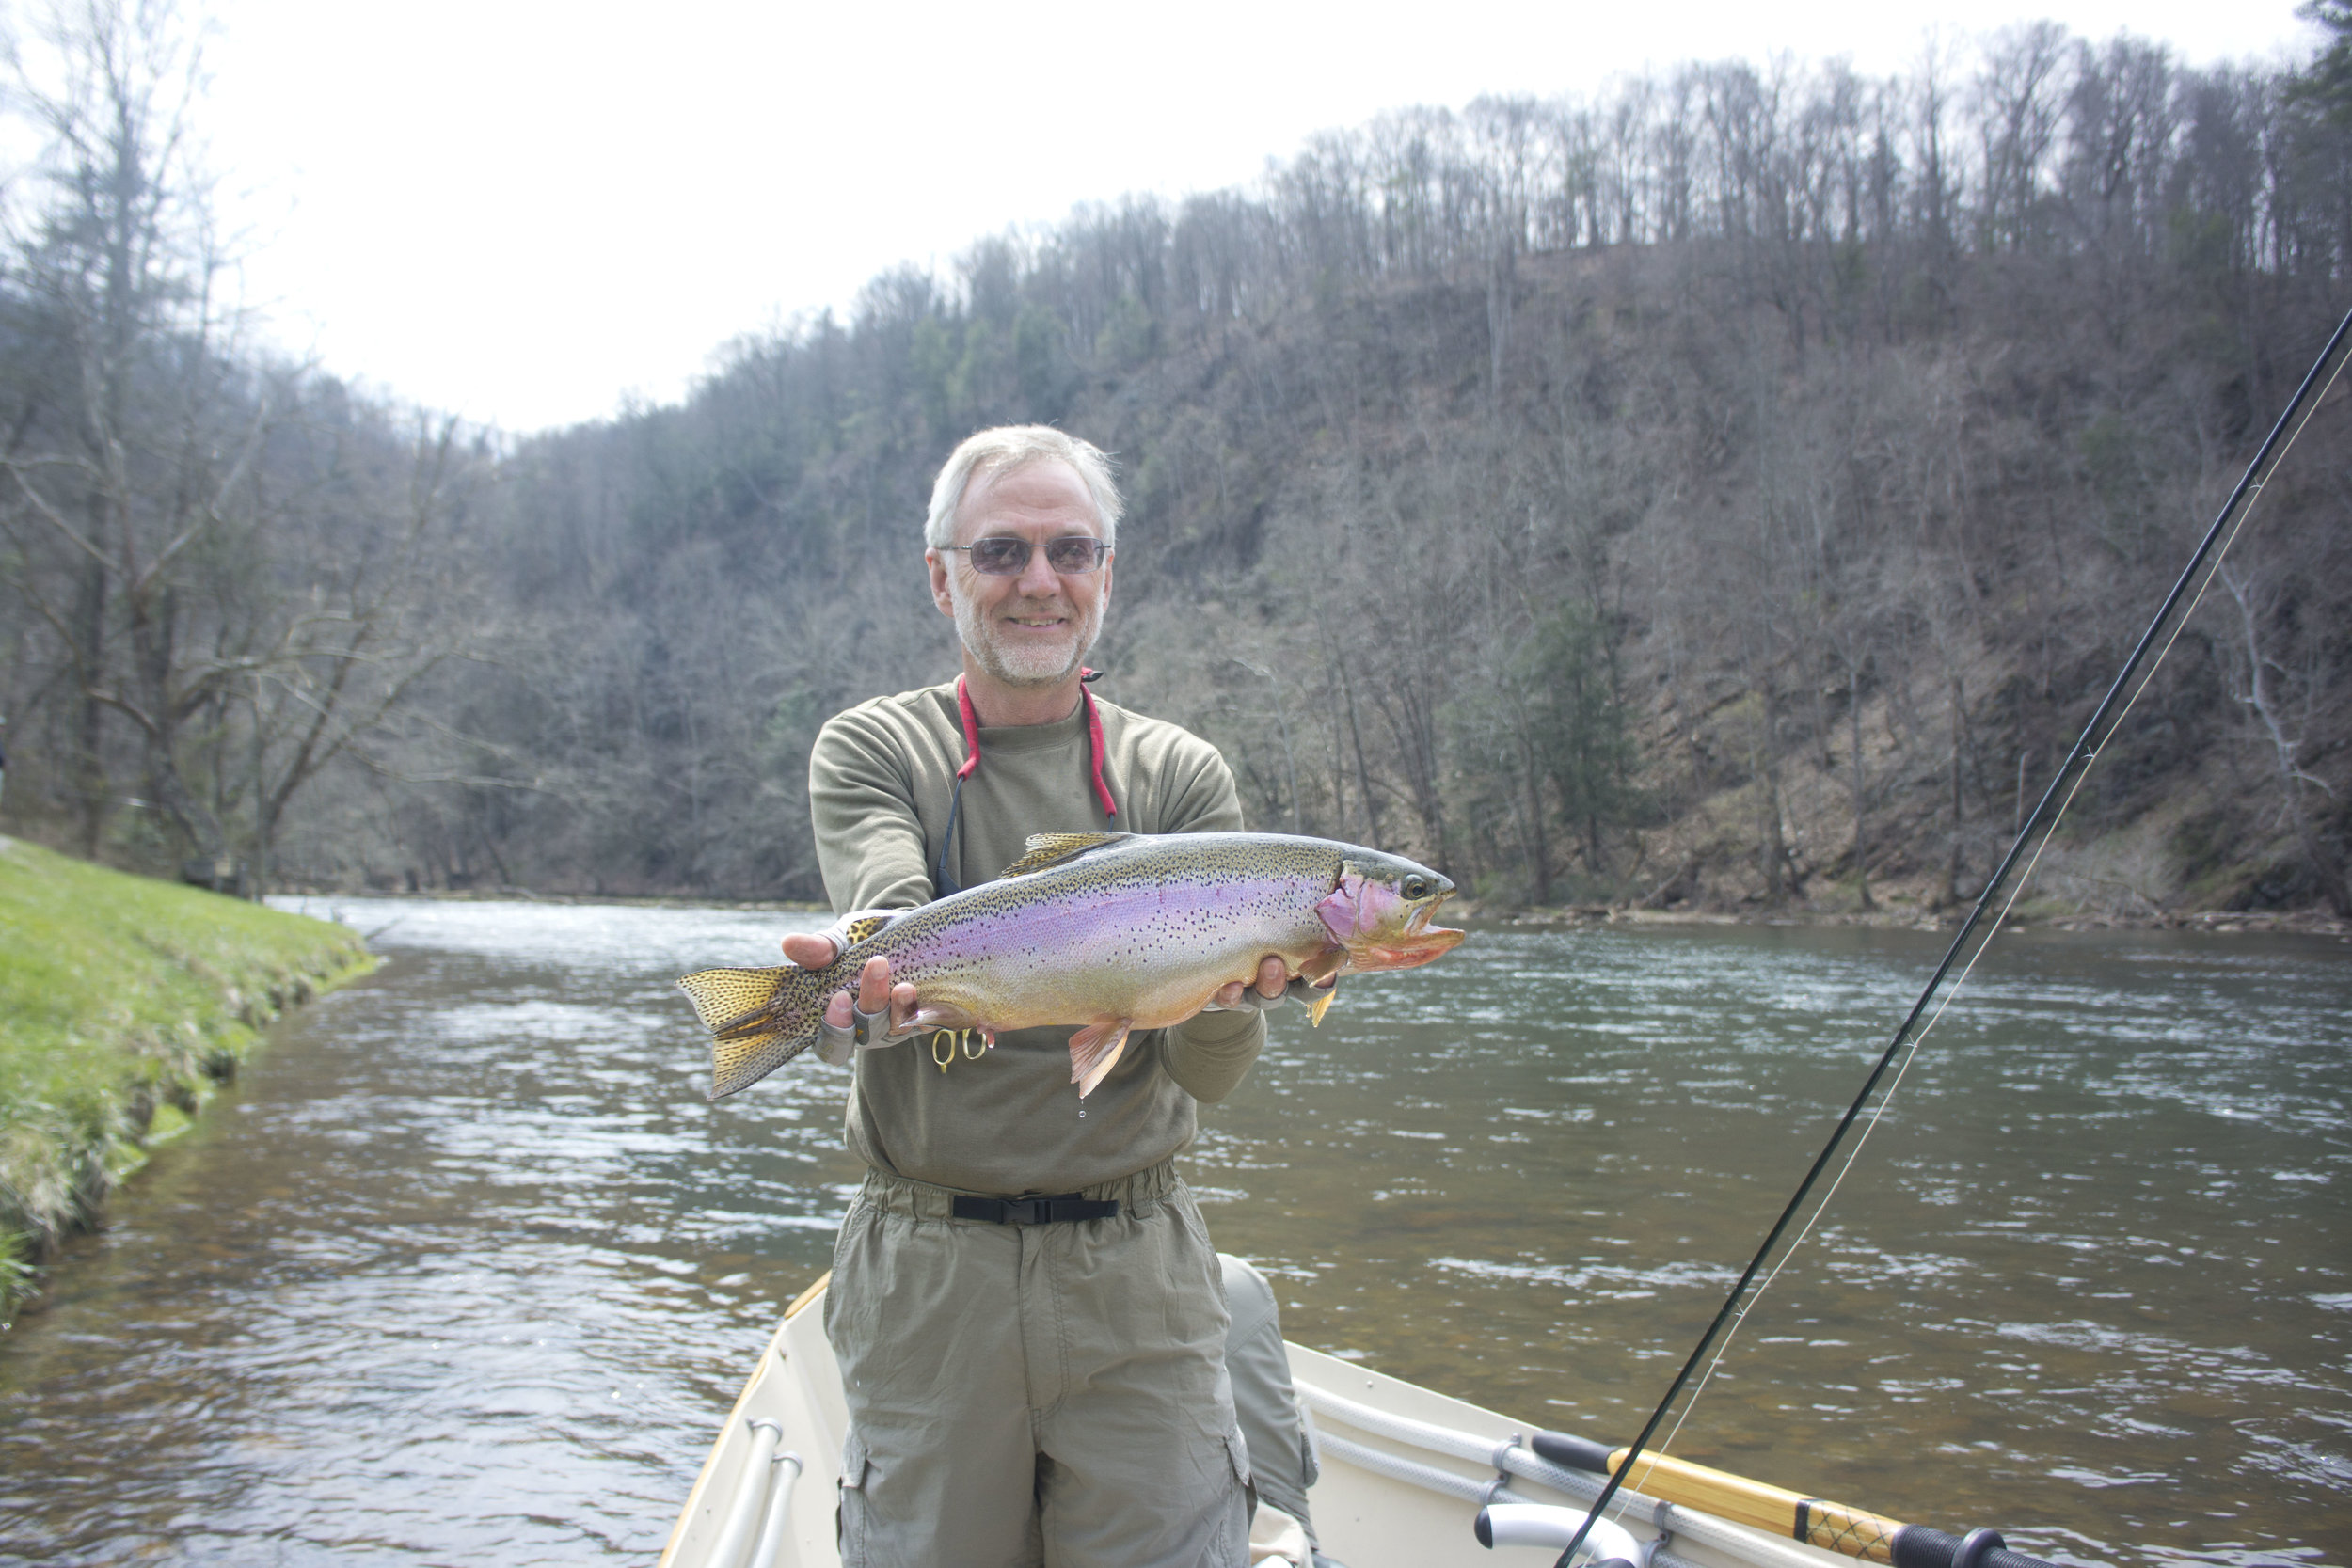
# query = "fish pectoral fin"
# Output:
<box><xmin>1305</xmin><ymin>979</ymin><xmax>1339</xmax><ymax>1027</ymax></box>
<box><xmin>678</xmin><ymin>967</ymin><xmax>787</xmax><ymax>1032</ymax></box>
<box><xmin>1297</xmin><ymin>948</ymin><xmax>1347</xmax><ymax>986</ymax></box>
<box><xmin>910</xmin><ymin>1003</ymin><xmax>984</xmax><ymax>1032</ymax></box>
<box><xmin>998</xmin><ymin>832</ymin><xmax>1135</xmax><ymax>879</ymax></box>
<box><xmin>1067</xmin><ymin>1020</ymin><xmax>1134</xmax><ymax>1098</ymax></box>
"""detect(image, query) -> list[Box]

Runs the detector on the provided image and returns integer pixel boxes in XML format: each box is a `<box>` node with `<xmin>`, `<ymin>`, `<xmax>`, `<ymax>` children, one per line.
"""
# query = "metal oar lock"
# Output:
<box><xmin>1476</xmin><ymin>1500</ymin><xmax>1645</xmax><ymax>1565</ymax></box>
<box><xmin>1522</xmin><ymin>1432</ymin><xmax>2063</xmax><ymax>1568</ymax></box>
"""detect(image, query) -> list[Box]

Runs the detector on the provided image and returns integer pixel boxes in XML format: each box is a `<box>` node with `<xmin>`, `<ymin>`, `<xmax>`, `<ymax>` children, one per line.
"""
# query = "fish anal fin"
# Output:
<box><xmin>1305</xmin><ymin>980</ymin><xmax>1339</xmax><ymax>1027</ymax></box>
<box><xmin>999</xmin><ymin>832</ymin><xmax>1135</xmax><ymax>879</ymax></box>
<box><xmin>1068</xmin><ymin>1020</ymin><xmax>1133</xmax><ymax>1098</ymax></box>
<box><xmin>678</xmin><ymin>967</ymin><xmax>787</xmax><ymax>1032</ymax></box>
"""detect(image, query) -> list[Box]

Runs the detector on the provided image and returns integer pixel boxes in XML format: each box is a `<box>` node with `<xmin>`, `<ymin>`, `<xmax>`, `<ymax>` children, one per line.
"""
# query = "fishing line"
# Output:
<box><xmin>1654</xmin><ymin>353</ymin><xmax>2349</xmax><ymax>1461</ymax></box>
<box><xmin>1552</xmin><ymin>303</ymin><xmax>2352</xmax><ymax>1568</ymax></box>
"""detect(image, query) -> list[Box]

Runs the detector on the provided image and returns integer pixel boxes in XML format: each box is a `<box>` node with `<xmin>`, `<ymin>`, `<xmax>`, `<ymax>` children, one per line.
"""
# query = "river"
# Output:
<box><xmin>0</xmin><ymin>900</ymin><xmax>2344</xmax><ymax>1567</ymax></box>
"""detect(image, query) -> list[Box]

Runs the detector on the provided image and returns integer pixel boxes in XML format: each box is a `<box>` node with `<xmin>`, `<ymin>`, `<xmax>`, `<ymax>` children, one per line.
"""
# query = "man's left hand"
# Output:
<box><xmin>796</xmin><ymin>942</ymin><xmax>924</xmax><ymax>1065</ymax></box>
<box><xmin>1209</xmin><ymin>956</ymin><xmax>1291</xmax><ymax>1012</ymax></box>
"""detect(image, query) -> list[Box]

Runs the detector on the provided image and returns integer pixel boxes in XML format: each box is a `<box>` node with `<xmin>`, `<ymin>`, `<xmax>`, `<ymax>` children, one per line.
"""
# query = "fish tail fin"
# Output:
<box><xmin>677</xmin><ymin>965</ymin><xmax>787</xmax><ymax>1032</ymax></box>
<box><xmin>1067</xmin><ymin>1019</ymin><xmax>1133</xmax><ymax>1098</ymax></box>
<box><xmin>677</xmin><ymin>963</ymin><xmax>834</xmax><ymax>1100</ymax></box>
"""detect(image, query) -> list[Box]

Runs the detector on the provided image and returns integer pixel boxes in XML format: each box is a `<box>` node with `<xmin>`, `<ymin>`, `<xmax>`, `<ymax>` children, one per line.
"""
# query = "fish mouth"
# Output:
<box><xmin>1347</xmin><ymin>890</ymin><xmax>1467</xmax><ymax>972</ymax></box>
<box><xmin>1349</xmin><ymin>924</ymin><xmax>1467</xmax><ymax>972</ymax></box>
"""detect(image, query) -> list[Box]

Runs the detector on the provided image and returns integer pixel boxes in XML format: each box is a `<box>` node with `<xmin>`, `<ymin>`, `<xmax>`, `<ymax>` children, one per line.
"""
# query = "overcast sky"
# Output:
<box><xmin>170</xmin><ymin>0</ymin><xmax>2326</xmax><ymax>436</ymax></box>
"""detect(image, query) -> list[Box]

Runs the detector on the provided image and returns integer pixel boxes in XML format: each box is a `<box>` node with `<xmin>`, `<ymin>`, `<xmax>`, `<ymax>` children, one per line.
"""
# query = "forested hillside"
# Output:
<box><xmin>6</xmin><ymin>9</ymin><xmax>2350</xmax><ymax>917</ymax></box>
<box><xmin>0</xmin><ymin>5</ymin><xmax>492</xmax><ymax>894</ymax></box>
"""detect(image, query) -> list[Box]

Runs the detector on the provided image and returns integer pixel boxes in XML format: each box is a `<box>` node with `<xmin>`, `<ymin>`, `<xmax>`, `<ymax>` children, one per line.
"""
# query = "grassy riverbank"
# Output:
<box><xmin>0</xmin><ymin>839</ymin><xmax>373</xmax><ymax>1323</ymax></box>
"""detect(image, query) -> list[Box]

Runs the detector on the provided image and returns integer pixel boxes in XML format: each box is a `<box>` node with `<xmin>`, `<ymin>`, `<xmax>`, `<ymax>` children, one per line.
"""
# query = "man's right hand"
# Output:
<box><xmin>785</xmin><ymin>932</ymin><xmax>920</xmax><ymax>1062</ymax></box>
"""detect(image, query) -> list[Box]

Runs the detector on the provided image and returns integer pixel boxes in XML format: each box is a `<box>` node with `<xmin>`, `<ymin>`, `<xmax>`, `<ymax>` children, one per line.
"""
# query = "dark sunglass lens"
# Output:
<box><xmin>1043</xmin><ymin>538</ymin><xmax>1104</xmax><ymax>573</ymax></box>
<box><xmin>968</xmin><ymin>538</ymin><xmax>1028</xmax><ymax>574</ymax></box>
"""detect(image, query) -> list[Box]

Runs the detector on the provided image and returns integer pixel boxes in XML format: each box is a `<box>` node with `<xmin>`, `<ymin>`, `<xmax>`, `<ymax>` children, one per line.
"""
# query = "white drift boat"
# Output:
<box><xmin>659</xmin><ymin>1274</ymin><xmax>2042</xmax><ymax>1568</ymax></box>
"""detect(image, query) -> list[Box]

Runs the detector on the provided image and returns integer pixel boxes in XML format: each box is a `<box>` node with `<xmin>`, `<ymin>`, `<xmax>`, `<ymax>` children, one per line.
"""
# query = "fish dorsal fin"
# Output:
<box><xmin>998</xmin><ymin>831</ymin><xmax>1134</xmax><ymax>879</ymax></box>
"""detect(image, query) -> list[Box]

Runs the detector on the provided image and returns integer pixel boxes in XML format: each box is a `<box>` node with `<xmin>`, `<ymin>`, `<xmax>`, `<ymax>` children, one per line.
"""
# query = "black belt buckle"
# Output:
<box><xmin>952</xmin><ymin>1193</ymin><xmax>1120</xmax><ymax>1225</ymax></box>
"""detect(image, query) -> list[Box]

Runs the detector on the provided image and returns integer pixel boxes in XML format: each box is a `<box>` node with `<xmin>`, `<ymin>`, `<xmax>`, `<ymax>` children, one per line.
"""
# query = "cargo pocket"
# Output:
<box><xmin>822</xmin><ymin>1196</ymin><xmax>871</xmax><ymax>1342</ymax></box>
<box><xmin>835</xmin><ymin>1430</ymin><xmax>873</xmax><ymax>1568</ymax></box>
<box><xmin>1297</xmin><ymin>1408</ymin><xmax>1320</xmax><ymax>1491</ymax></box>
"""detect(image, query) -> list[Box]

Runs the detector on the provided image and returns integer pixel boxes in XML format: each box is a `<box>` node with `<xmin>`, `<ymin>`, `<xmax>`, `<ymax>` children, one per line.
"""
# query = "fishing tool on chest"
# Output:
<box><xmin>930</xmin><ymin>1028</ymin><xmax>989</xmax><ymax>1072</ymax></box>
<box><xmin>1549</xmin><ymin>305</ymin><xmax>2352</xmax><ymax>1568</ymax></box>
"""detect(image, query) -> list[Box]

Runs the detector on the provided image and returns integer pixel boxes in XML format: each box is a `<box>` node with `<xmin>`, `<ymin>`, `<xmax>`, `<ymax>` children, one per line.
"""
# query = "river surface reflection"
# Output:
<box><xmin>0</xmin><ymin>899</ymin><xmax>2344</xmax><ymax>1567</ymax></box>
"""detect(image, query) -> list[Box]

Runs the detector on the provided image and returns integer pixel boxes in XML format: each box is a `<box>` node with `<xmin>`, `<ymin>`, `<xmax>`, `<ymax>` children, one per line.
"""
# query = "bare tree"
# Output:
<box><xmin>2218</xmin><ymin>558</ymin><xmax>2350</xmax><ymax>913</ymax></box>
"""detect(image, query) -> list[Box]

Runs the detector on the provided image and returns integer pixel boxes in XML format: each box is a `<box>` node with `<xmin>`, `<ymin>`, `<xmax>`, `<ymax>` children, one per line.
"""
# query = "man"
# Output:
<box><xmin>783</xmin><ymin>426</ymin><xmax>1296</xmax><ymax>1568</ymax></box>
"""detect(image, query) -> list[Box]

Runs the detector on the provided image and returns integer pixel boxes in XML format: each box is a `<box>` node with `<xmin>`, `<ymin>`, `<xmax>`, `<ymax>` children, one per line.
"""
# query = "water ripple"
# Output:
<box><xmin>0</xmin><ymin>906</ymin><xmax>2344</xmax><ymax>1567</ymax></box>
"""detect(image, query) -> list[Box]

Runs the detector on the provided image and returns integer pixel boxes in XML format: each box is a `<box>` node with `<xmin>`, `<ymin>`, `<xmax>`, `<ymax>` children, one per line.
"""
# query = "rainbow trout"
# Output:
<box><xmin>677</xmin><ymin>830</ymin><xmax>1466</xmax><ymax>1100</ymax></box>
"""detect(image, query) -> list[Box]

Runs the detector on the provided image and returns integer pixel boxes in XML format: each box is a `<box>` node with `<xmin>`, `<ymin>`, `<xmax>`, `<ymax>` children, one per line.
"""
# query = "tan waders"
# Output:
<box><xmin>826</xmin><ymin>1161</ymin><xmax>1251</xmax><ymax>1568</ymax></box>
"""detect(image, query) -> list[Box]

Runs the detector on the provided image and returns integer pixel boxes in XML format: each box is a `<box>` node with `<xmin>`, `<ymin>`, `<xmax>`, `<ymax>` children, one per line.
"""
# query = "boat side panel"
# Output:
<box><xmin>659</xmin><ymin>1314</ymin><xmax>792</xmax><ymax>1568</ymax></box>
<box><xmin>1283</xmin><ymin>1344</ymin><xmax>1853</xmax><ymax>1568</ymax></box>
<box><xmin>662</xmin><ymin>1290</ymin><xmax>850</xmax><ymax>1568</ymax></box>
<box><xmin>1285</xmin><ymin>1344</ymin><xmax>1589</xmax><ymax>1568</ymax></box>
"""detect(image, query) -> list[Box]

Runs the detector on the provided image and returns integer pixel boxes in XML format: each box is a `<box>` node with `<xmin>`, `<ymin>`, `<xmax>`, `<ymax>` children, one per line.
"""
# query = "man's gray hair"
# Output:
<box><xmin>924</xmin><ymin>426</ymin><xmax>1123</xmax><ymax>549</ymax></box>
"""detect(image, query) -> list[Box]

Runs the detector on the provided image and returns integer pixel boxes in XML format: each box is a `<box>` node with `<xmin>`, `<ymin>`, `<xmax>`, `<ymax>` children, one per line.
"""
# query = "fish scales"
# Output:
<box><xmin>875</xmin><ymin>839</ymin><xmax>1335</xmax><ymax>1023</ymax></box>
<box><xmin>677</xmin><ymin>831</ymin><xmax>1465</xmax><ymax>1100</ymax></box>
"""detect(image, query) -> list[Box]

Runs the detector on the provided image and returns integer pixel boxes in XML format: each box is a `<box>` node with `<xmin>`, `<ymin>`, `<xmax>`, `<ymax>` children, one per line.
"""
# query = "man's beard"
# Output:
<box><xmin>951</xmin><ymin>583</ymin><xmax>1103</xmax><ymax>689</ymax></box>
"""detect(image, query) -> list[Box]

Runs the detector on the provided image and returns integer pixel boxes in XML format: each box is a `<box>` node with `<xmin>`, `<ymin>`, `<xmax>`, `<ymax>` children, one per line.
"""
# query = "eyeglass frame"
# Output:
<box><xmin>936</xmin><ymin>535</ymin><xmax>1114</xmax><ymax>576</ymax></box>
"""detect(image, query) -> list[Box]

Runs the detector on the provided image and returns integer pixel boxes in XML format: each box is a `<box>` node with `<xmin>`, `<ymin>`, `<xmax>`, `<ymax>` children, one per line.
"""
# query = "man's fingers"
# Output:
<box><xmin>1254</xmin><ymin>956</ymin><xmax>1288</xmax><ymax>997</ymax></box>
<box><xmin>825</xmin><ymin>992</ymin><xmax>854</xmax><ymax>1029</ymax></box>
<box><xmin>782</xmin><ymin>931</ymin><xmax>840</xmax><ymax>969</ymax></box>
<box><xmin>1203</xmin><ymin>957</ymin><xmax>1298</xmax><ymax>1017</ymax></box>
<box><xmin>889</xmin><ymin>981</ymin><xmax>918</xmax><ymax>1032</ymax></box>
<box><xmin>856</xmin><ymin>956</ymin><xmax>893</xmax><ymax>1013</ymax></box>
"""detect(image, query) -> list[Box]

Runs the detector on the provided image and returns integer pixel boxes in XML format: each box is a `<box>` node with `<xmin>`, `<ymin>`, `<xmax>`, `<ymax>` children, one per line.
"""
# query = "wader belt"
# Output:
<box><xmin>950</xmin><ymin>1194</ymin><xmax>1119</xmax><ymax>1224</ymax></box>
<box><xmin>855</xmin><ymin>1158</ymin><xmax>1180</xmax><ymax>1224</ymax></box>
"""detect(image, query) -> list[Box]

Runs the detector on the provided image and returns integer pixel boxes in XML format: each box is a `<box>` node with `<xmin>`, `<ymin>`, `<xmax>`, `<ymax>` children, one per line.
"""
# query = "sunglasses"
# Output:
<box><xmin>939</xmin><ymin>536</ymin><xmax>1112</xmax><ymax>576</ymax></box>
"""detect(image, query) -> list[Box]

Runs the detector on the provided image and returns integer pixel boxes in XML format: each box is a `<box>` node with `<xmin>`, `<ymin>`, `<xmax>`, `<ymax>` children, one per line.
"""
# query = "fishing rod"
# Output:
<box><xmin>1549</xmin><ymin>301</ymin><xmax>2352</xmax><ymax>1568</ymax></box>
<box><xmin>1521</xmin><ymin>1433</ymin><xmax>2061</xmax><ymax>1568</ymax></box>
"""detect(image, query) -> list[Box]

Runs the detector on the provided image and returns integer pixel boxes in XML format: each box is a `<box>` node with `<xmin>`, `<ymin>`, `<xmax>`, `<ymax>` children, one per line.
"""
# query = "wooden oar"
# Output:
<box><xmin>1529</xmin><ymin>1434</ymin><xmax>2055</xmax><ymax>1568</ymax></box>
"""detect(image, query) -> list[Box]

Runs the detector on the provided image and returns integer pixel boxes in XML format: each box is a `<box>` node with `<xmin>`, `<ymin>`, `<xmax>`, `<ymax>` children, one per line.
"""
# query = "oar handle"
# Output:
<box><xmin>1892</xmin><ymin>1527</ymin><xmax>2064</xmax><ymax>1568</ymax></box>
<box><xmin>1532</xmin><ymin>1433</ymin><xmax>1613</xmax><ymax>1472</ymax></box>
<box><xmin>1527</xmin><ymin>1433</ymin><xmax>2067</xmax><ymax>1568</ymax></box>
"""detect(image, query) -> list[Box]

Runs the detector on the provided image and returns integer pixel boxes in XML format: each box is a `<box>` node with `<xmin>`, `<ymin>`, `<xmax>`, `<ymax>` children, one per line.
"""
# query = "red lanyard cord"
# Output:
<box><xmin>933</xmin><ymin>672</ymin><xmax>1115</xmax><ymax>896</ymax></box>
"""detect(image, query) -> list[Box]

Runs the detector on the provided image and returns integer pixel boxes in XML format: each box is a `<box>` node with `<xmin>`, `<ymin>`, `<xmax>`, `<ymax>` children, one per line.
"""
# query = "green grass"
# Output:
<box><xmin>0</xmin><ymin>839</ymin><xmax>374</xmax><ymax>1322</ymax></box>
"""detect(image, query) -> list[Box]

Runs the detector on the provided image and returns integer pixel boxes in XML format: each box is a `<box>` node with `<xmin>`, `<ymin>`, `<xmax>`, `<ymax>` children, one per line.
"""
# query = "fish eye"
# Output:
<box><xmin>1402</xmin><ymin>876</ymin><xmax>1429</xmax><ymax>900</ymax></box>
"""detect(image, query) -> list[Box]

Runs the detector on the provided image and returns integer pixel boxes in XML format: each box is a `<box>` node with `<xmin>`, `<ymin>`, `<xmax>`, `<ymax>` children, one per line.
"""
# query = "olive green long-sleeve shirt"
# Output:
<box><xmin>808</xmin><ymin>681</ymin><xmax>1265</xmax><ymax>1194</ymax></box>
